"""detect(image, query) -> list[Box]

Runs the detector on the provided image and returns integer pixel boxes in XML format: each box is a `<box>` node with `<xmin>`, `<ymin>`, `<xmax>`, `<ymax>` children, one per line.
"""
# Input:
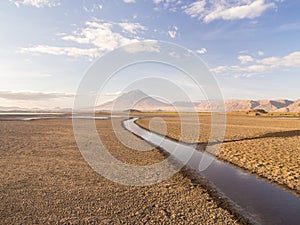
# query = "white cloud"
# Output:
<box><xmin>10</xmin><ymin>0</ymin><xmax>60</xmax><ymax>8</ymax></box>
<box><xmin>204</xmin><ymin>0</ymin><xmax>276</xmax><ymax>23</ymax></box>
<box><xmin>20</xmin><ymin>45</ymin><xmax>102</xmax><ymax>58</ymax></box>
<box><xmin>20</xmin><ymin>20</ymin><xmax>151</xmax><ymax>58</ymax></box>
<box><xmin>183</xmin><ymin>0</ymin><xmax>277</xmax><ymax>23</ymax></box>
<box><xmin>122</xmin><ymin>41</ymin><xmax>160</xmax><ymax>54</ymax></box>
<box><xmin>196</xmin><ymin>48</ymin><xmax>207</xmax><ymax>54</ymax></box>
<box><xmin>259</xmin><ymin>52</ymin><xmax>300</xmax><ymax>67</ymax></box>
<box><xmin>210</xmin><ymin>65</ymin><xmax>228</xmax><ymax>74</ymax></box>
<box><xmin>83</xmin><ymin>4</ymin><xmax>102</xmax><ymax>13</ymax></box>
<box><xmin>123</xmin><ymin>0</ymin><xmax>136</xmax><ymax>3</ymax></box>
<box><xmin>61</xmin><ymin>21</ymin><xmax>143</xmax><ymax>52</ymax></box>
<box><xmin>258</xmin><ymin>51</ymin><xmax>264</xmax><ymax>56</ymax></box>
<box><xmin>152</xmin><ymin>0</ymin><xmax>279</xmax><ymax>23</ymax></box>
<box><xmin>212</xmin><ymin>51</ymin><xmax>300</xmax><ymax>77</ymax></box>
<box><xmin>152</xmin><ymin>0</ymin><xmax>184</xmax><ymax>11</ymax></box>
<box><xmin>183</xmin><ymin>0</ymin><xmax>206</xmax><ymax>18</ymax></box>
<box><xmin>259</xmin><ymin>56</ymin><xmax>279</xmax><ymax>66</ymax></box>
<box><xmin>168</xmin><ymin>31</ymin><xmax>176</xmax><ymax>38</ymax></box>
<box><xmin>211</xmin><ymin>64</ymin><xmax>268</xmax><ymax>75</ymax></box>
<box><xmin>118</xmin><ymin>22</ymin><xmax>147</xmax><ymax>34</ymax></box>
<box><xmin>238</xmin><ymin>55</ymin><xmax>254</xmax><ymax>64</ymax></box>
<box><xmin>168</xmin><ymin>51</ymin><xmax>180</xmax><ymax>58</ymax></box>
<box><xmin>282</xmin><ymin>52</ymin><xmax>300</xmax><ymax>67</ymax></box>
<box><xmin>167</xmin><ymin>25</ymin><xmax>178</xmax><ymax>38</ymax></box>
<box><xmin>242</xmin><ymin>64</ymin><xmax>269</xmax><ymax>73</ymax></box>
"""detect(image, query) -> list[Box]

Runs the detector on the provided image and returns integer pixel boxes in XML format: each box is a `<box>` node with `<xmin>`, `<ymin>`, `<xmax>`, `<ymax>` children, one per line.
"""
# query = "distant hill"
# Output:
<box><xmin>255</xmin><ymin>100</ymin><xmax>293</xmax><ymax>112</ymax></box>
<box><xmin>96</xmin><ymin>90</ymin><xmax>174</xmax><ymax>112</ymax></box>
<box><xmin>284</xmin><ymin>99</ymin><xmax>300</xmax><ymax>112</ymax></box>
<box><xmin>123</xmin><ymin>109</ymin><xmax>143</xmax><ymax>113</ymax></box>
<box><xmin>224</xmin><ymin>100</ymin><xmax>260</xmax><ymax>112</ymax></box>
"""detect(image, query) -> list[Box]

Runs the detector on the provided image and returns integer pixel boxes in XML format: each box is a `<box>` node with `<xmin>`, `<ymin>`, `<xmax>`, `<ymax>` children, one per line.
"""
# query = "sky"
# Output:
<box><xmin>0</xmin><ymin>0</ymin><xmax>300</xmax><ymax>109</ymax></box>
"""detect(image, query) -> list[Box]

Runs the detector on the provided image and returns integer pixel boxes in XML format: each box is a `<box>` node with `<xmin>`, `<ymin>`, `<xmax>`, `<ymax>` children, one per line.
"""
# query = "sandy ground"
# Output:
<box><xmin>0</xmin><ymin>118</ymin><xmax>242</xmax><ymax>224</ymax></box>
<box><xmin>136</xmin><ymin>114</ymin><xmax>300</xmax><ymax>193</ymax></box>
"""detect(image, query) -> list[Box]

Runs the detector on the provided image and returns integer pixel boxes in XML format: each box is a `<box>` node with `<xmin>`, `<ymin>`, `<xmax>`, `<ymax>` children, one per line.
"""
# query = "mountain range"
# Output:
<box><xmin>96</xmin><ymin>90</ymin><xmax>300</xmax><ymax>112</ymax></box>
<box><xmin>1</xmin><ymin>90</ymin><xmax>299</xmax><ymax>112</ymax></box>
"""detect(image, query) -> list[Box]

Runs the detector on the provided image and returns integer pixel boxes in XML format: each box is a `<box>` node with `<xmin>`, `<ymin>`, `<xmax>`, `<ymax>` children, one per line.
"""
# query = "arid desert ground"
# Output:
<box><xmin>1</xmin><ymin>113</ymin><xmax>299</xmax><ymax>224</ymax></box>
<box><xmin>0</xmin><ymin>118</ymin><xmax>244</xmax><ymax>224</ymax></box>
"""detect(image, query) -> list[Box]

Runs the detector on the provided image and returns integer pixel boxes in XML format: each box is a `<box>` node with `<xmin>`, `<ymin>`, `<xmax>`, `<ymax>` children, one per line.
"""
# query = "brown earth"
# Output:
<box><xmin>0</xmin><ymin>118</ymin><xmax>242</xmax><ymax>224</ymax></box>
<box><xmin>136</xmin><ymin>114</ymin><xmax>300</xmax><ymax>193</ymax></box>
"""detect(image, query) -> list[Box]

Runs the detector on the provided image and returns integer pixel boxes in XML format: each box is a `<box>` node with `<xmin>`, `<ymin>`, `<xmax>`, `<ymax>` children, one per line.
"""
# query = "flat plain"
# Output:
<box><xmin>0</xmin><ymin>118</ymin><xmax>242</xmax><ymax>224</ymax></box>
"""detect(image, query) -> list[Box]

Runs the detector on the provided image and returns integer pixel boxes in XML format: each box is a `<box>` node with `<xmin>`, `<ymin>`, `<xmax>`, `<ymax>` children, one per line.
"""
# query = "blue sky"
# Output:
<box><xmin>0</xmin><ymin>0</ymin><xmax>300</xmax><ymax>108</ymax></box>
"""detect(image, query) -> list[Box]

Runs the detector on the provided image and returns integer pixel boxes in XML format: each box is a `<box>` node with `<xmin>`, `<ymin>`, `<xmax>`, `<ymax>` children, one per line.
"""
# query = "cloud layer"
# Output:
<box><xmin>123</xmin><ymin>0</ymin><xmax>136</xmax><ymax>3</ymax></box>
<box><xmin>20</xmin><ymin>20</ymin><xmax>149</xmax><ymax>58</ymax></box>
<box><xmin>10</xmin><ymin>0</ymin><xmax>60</xmax><ymax>8</ymax></box>
<box><xmin>153</xmin><ymin>0</ymin><xmax>278</xmax><ymax>23</ymax></box>
<box><xmin>20</xmin><ymin>45</ymin><xmax>101</xmax><ymax>58</ymax></box>
<box><xmin>212</xmin><ymin>51</ymin><xmax>300</xmax><ymax>78</ymax></box>
<box><xmin>0</xmin><ymin>91</ymin><xmax>73</xmax><ymax>101</ymax></box>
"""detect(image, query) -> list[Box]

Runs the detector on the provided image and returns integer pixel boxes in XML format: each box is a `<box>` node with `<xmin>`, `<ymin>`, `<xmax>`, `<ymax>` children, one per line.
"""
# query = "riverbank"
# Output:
<box><xmin>136</xmin><ymin>114</ymin><xmax>300</xmax><ymax>194</ymax></box>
